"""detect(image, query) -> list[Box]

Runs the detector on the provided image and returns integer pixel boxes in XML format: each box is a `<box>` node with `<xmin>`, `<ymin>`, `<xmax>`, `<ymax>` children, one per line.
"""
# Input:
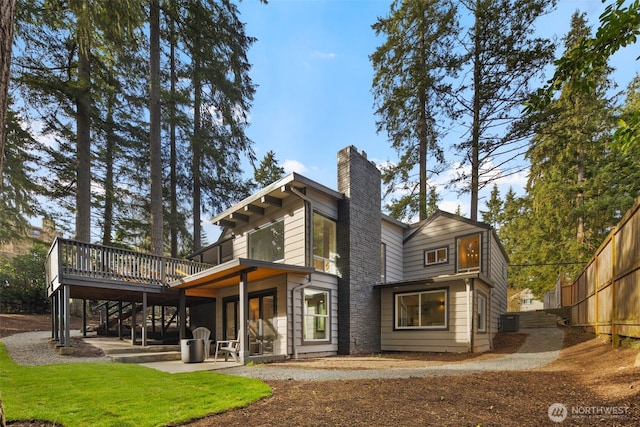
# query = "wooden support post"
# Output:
<box><xmin>611</xmin><ymin>233</ymin><xmax>618</xmax><ymax>347</ymax></box>
<box><xmin>239</xmin><ymin>270</ymin><xmax>249</xmax><ymax>365</ymax></box>
<box><xmin>118</xmin><ymin>301</ymin><xmax>123</xmax><ymax>340</ymax></box>
<box><xmin>152</xmin><ymin>305</ymin><xmax>156</xmax><ymax>335</ymax></box>
<box><xmin>63</xmin><ymin>284</ymin><xmax>71</xmax><ymax>347</ymax></box>
<box><xmin>57</xmin><ymin>289</ymin><xmax>63</xmax><ymax>342</ymax></box>
<box><xmin>162</xmin><ymin>305</ymin><xmax>166</xmax><ymax>336</ymax></box>
<box><xmin>131</xmin><ymin>302</ymin><xmax>137</xmax><ymax>346</ymax></box>
<box><xmin>82</xmin><ymin>299</ymin><xmax>87</xmax><ymax>337</ymax></box>
<box><xmin>142</xmin><ymin>292</ymin><xmax>147</xmax><ymax>347</ymax></box>
<box><xmin>179</xmin><ymin>290</ymin><xmax>186</xmax><ymax>340</ymax></box>
<box><xmin>52</xmin><ymin>292</ymin><xmax>58</xmax><ymax>341</ymax></box>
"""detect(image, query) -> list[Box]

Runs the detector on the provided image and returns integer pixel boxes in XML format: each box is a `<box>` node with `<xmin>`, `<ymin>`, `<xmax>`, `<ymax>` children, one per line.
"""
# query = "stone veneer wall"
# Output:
<box><xmin>336</xmin><ymin>146</ymin><xmax>381</xmax><ymax>354</ymax></box>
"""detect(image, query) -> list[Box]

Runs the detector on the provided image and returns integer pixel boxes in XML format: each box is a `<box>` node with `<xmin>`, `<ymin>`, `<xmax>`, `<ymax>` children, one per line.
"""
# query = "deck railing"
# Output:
<box><xmin>46</xmin><ymin>237</ymin><xmax>213</xmax><ymax>289</ymax></box>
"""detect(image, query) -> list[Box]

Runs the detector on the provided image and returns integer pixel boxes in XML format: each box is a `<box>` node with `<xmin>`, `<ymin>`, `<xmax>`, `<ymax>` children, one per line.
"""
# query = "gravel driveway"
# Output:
<box><xmin>1</xmin><ymin>328</ymin><xmax>563</xmax><ymax>380</ymax></box>
<box><xmin>222</xmin><ymin>327</ymin><xmax>564</xmax><ymax>381</ymax></box>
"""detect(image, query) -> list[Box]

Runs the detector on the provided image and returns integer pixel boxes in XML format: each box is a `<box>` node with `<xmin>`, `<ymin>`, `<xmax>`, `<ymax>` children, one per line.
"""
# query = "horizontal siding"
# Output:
<box><xmin>488</xmin><ymin>236</ymin><xmax>508</xmax><ymax>334</ymax></box>
<box><xmin>382</xmin><ymin>220</ymin><xmax>404</xmax><ymax>283</ymax></box>
<box><xmin>284</xmin><ymin>204</ymin><xmax>306</xmax><ymax>266</ymax></box>
<box><xmin>308</xmin><ymin>188</ymin><xmax>339</xmax><ymax>219</ymax></box>
<box><xmin>288</xmin><ymin>272</ymin><xmax>339</xmax><ymax>357</ymax></box>
<box><xmin>380</xmin><ymin>281</ymin><xmax>472</xmax><ymax>353</ymax></box>
<box><xmin>403</xmin><ymin>216</ymin><xmax>486</xmax><ymax>280</ymax></box>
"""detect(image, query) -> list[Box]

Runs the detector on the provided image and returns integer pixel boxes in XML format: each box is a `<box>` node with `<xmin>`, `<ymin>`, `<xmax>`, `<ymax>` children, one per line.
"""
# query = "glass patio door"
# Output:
<box><xmin>224</xmin><ymin>290</ymin><xmax>276</xmax><ymax>356</ymax></box>
<box><xmin>249</xmin><ymin>294</ymin><xmax>275</xmax><ymax>355</ymax></box>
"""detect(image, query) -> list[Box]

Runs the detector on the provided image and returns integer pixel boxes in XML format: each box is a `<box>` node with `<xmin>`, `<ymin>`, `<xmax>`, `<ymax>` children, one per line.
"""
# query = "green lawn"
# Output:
<box><xmin>0</xmin><ymin>343</ymin><xmax>271</xmax><ymax>427</ymax></box>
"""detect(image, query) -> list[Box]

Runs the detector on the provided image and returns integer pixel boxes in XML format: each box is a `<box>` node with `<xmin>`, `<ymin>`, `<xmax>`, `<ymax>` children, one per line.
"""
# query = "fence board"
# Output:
<box><xmin>556</xmin><ymin>197</ymin><xmax>640</xmax><ymax>341</ymax></box>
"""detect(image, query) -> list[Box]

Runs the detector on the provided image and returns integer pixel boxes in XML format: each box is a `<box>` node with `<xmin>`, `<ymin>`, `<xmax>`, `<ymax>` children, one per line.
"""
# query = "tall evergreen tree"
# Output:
<box><xmin>371</xmin><ymin>0</ymin><xmax>460</xmax><ymax>222</ymax></box>
<box><xmin>0</xmin><ymin>0</ymin><xmax>16</xmax><ymax>188</ymax></box>
<box><xmin>179</xmin><ymin>0</ymin><xmax>257</xmax><ymax>250</ymax></box>
<box><xmin>513</xmin><ymin>13</ymin><xmax>634</xmax><ymax>297</ymax></box>
<box><xmin>454</xmin><ymin>0</ymin><xmax>556</xmax><ymax>221</ymax></box>
<box><xmin>149</xmin><ymin>0</ymin><xmax>163</xmax><ymax>256</ymax></box>
<box><xmin>14</xmin><ymin>0</ymin><xmax>145</xmax><ymax>242</ymax></box>
<box><xmin>0</xmin><ymin>106</ymin><xmax>43</xmax><ymax>243</ymax></box>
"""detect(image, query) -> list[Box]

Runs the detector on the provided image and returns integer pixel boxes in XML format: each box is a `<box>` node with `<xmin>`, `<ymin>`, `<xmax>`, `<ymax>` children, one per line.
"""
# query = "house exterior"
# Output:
<box><xmin>172</xmin><ymin>146</ymin><xmax>509</xmax><ymax>361</ymax></box>
<box><xmin>511</xmin><ymin>288</ymin><xmax>544</xmax><ymax>312</ymax></box>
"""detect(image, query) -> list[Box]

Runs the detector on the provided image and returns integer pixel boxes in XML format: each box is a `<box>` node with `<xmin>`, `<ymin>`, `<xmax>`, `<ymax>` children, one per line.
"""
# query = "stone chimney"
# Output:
<box><xmin>336</xmin><ymin>146</ymin><xmax>381</xmax><ymax>354</ymax></box>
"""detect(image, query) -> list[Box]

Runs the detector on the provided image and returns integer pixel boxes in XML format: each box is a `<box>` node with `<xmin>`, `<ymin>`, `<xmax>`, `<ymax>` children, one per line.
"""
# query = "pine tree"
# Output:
<box><xmin>454</xmin><ymin>0</ymin><xmax>557</xmax><ymax>220</ymax></box>
<box><xmin>0</xmin><ymin>0</ymin><xmax>16</xmax><ymax>188</ymax></box>
<box><xmin>179</xmin><ymin>0</ymin><xmax>257</xmax><ymax>250</ymax></box>
<box><xmin>371</xmin><ymin>0</ymin><xmax>461</xmax><ymax>222</ymax></box>
<box><xmin>253</xmin><ymin>150</ymin><xmax>285</xmax><ymax>189</ymax></box>
<box><xmin>513</xmin><ymin>12</ymin><xmax>630</xmax><ymax>297</ymax></box>
<box><xmin>481</xmin><ymin>184</ymin><xmax>502</xmax><ymax>228</ymax></box>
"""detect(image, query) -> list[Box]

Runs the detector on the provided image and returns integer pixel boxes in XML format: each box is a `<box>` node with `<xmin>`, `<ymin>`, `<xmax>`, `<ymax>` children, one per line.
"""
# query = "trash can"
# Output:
<box><xmin>181</xmin><ymin>339</ymin><xmax>204</xmax><ymax>363</ymax></box>
<box><xmin>500</xmin><ymin>314</ymin><xmax>519</xmax><ymax>332</ymax></box>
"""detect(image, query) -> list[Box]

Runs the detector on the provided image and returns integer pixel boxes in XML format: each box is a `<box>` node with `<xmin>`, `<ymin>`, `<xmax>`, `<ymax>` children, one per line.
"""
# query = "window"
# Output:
<box><xmin>303</xmin><ymin>289</ymin><xmax>329</xmax><ymax>341</ymax></box>
<box><xmin>424</xmin><ymin>247</ymin><xmax>448</xmax><ymax>266</ymax></box>
<box><xmin>395</xmin><ymin>289</ymin><xmax>447</xmax><ymax>329</ymax></box>
<box><xmin>477</xmin><ymin>293</ymin><xmax>487</xmax><ymax>332</ymax></box>
<box><xmin>381</xmin><ymin>242</ymin><xmax>387</xmax><ymax>283</ymax></box>
<box><xmin>313</xmin><ymin>213</ymin><xmax>337</xmax><ymax>274</ymax></box>
<box><xmin>457</xmin><ymin>233</ymin><xmax>481</xmax><ymax>272</ymax></box>
<box><xmin>248</xmin><ymin>219</ymin><xmax>284</xmax><ymax>262</ymax></box>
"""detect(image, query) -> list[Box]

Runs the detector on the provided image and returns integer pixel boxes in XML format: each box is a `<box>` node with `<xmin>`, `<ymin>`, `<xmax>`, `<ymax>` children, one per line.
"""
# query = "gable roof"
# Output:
<box><xmin>403</xmin><ymin>210</ymin><xmax>509</xmax><ymax>262</ymax></box>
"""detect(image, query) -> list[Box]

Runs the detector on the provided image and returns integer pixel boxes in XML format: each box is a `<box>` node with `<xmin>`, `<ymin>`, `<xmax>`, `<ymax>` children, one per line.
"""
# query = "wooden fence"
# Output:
<box><xmin>559</xmin><ymin>197</ymin><xmax>640</xmax><ymax>340</ymax></box>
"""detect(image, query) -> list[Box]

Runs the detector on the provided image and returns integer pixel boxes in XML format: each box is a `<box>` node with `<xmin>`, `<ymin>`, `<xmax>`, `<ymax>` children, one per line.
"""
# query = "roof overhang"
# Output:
<box><xmin>374</xmin><ymin>271</ymin><xmax>493</xmax><ymax>289</ymax></box>
<box><xmin>210</xmin><ymin>172</ymin><xmax>343</xmax><ymax>229</ymax></box>
<box><xmin>170</xmin><ymin>258</ymin><xmax>315</xmax><ymax>297</ymax></box>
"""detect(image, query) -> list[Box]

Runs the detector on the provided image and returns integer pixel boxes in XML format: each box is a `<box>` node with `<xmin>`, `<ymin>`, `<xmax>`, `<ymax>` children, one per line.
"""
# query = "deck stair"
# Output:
<box><xmin>84</xmin><ymin>337</ymin><xmax>181</xmax><ymax>363</ymax></box>
<box><xmin>517</xmin><ymin>310</ymin><xmax>560</xmax><ymax>328</ymax></box>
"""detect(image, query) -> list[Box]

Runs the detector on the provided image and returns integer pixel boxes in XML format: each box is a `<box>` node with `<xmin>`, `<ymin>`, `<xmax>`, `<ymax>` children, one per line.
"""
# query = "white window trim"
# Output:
<box><xmin>302</xmin><ymin>288</ymin><xmax>330</xmax><ymax>342</ymax></box>
<box><xmin>456</xmin><ymin>233</ymin><xmax>482</xmax><ymax>273</ymax></box>
<box><xmin>424</xmin><ymin>247</ymin><xmax>448</xmax><ymax>266</ymax></box>
<box><xmin>477</xmin><ymin>292</ymin><xmax>487</xmax><ymax>333</ymax></box>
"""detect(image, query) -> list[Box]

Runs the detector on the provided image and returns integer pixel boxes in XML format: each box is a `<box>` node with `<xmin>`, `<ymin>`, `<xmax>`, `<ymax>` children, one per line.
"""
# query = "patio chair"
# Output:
<box><xmin>214</xmin><ymin>331</ymin><xmax>241</xmax><ymax>363</ymax></box>
<box><xmin>191</xmin><ymin>327</ymin><xmax>212</xmax><ymax>359</ymax></box>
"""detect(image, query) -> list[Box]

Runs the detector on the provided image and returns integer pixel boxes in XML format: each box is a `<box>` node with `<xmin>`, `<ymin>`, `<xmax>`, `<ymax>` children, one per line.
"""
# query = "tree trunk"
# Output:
<box><xmin>169</xmin><ymin>14</ymin><xmax>178</xmax><ymax>258</ymax></box>
<box><xmin>576</xmin><ymin>148</ymin><xmax>585</xmax><ymax>245</ymax></box>
<box><xmin>0</xmin><ymin>0</ymin><xmax>16</xmax><ymax>191</ymax></box>
<box><xmin>75</xmin><ymin>8</ymin><xmax>92</xmax><ymax>242</ymax></box>
<box><xmin>149</xmin><ymin>0</ymin><xmax>163</xmax><ymax>256</ymax></box>
<box><xmin>192</xmin><ymin>59</ymin><xmax>202</xmax><ymax>251</ymax></box>
<box><xmin>470</xmin><ymin>2</ymin><xmax>482</xmax><ymax>222</ymax></box>
<box><xmin>102</xmin><ymin>82</ymin><xmax>115</xmax><ymax>246</ymax></box>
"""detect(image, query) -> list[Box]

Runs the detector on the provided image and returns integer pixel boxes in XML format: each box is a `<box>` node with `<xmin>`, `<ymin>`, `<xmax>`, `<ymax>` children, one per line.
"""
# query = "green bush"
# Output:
<box><xmin>0</xmin><ymin>243</ymin><xmax>49</xmax><ymax>313</ymax></box>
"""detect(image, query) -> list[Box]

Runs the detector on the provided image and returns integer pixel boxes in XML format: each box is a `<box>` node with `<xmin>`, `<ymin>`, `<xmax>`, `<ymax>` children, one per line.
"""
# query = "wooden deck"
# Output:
<box><xmin>45</xmin><ymin>237</ymin><xmax>217</xmax><ymax>348</ymax></box>
<box><xmin>45</xmin><ymin>237</ymin><xmax>213</xmax><ymax>305</ymax></box>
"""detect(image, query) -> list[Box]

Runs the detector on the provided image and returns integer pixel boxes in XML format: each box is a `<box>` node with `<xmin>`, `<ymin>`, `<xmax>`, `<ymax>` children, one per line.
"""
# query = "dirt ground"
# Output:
<box><xmin>2</xmin><ymin>314</ymin><xmax>640</xmax><ymax>426</ymax></box>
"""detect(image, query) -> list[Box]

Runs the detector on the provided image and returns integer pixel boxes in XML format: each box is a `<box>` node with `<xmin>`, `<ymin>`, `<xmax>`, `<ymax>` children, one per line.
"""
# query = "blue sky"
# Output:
<box><xmin>220</xmin><ymin>0</ymin><xmax>638</xmax><ymax>227</ymax></box>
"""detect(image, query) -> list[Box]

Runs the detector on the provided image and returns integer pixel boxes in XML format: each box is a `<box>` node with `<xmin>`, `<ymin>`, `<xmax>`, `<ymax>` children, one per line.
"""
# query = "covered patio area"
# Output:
<box><xmin>170</xmin><ymin>257</ymin><xmax>314</xmax><ymax>365</ymax></box>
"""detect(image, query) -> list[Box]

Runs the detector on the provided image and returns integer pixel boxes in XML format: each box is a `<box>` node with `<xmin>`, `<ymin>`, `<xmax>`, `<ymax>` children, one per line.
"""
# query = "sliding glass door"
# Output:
<box><xmin>223</xmin><ymin>289</ymin><xmax>276</xmax><ymax>356</ymax></box>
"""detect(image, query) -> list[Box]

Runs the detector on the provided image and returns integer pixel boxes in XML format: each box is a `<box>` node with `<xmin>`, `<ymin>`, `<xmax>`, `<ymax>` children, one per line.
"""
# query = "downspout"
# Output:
<box><xmin>291</xmin><ymin>278</ymin><xmax>312</xmax><ymax>359</ymax></box>
<box><xmin>465</xmin><ymin>278</ymin><xmax>474</xmax><ymax>353</ymax></box>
